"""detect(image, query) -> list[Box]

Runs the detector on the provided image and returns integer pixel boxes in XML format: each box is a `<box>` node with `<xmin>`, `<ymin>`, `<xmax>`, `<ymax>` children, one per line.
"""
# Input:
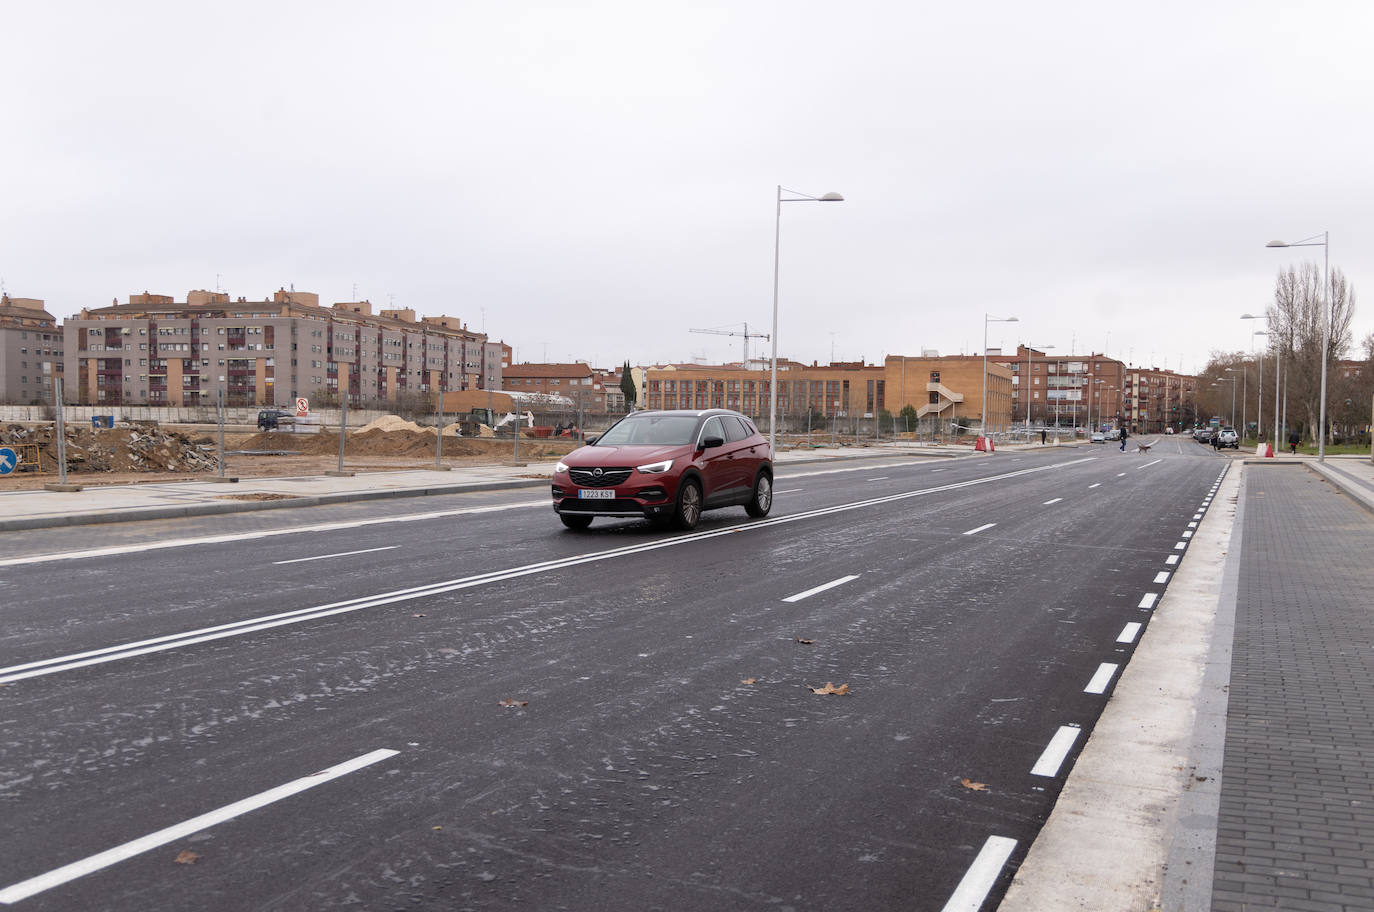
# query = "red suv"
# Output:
<box><xmin>551</xmin><ymin>409</ymin><xmax>773</xmax><ymax>530</ymax></box>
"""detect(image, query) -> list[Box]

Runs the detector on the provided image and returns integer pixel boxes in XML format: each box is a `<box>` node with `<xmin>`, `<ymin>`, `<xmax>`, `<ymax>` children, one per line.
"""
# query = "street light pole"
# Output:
<box><xmin>982</xmin><ymin>314</ymin><xmax>1018</xmax><ymax>438</ymax></box>
<box><xmin>1226</xmin><ymin>366</ymin><xmax>1244</xmax><ymax>438</ymax></box>
<box><xmin>1242</xmin><ymin>313</ymin><xmax>1266</xmax><ymax>443</ymax></box>
<box><xmin>770</xmin><ymin>185</ymin><xmax>843</xmax><ymax>455</ymax></box>
<box><xmin>1266</xmin><ymin>232</ymin><xmax>1330</xmax><ymax>461</ymax></box>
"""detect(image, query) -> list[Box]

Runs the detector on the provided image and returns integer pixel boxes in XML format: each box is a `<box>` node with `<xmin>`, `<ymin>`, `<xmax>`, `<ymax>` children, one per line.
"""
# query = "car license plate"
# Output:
<box><xmin>578</xmin><ymin>489</ymin><xmax>615</xmax><ymax>499</ymax></box>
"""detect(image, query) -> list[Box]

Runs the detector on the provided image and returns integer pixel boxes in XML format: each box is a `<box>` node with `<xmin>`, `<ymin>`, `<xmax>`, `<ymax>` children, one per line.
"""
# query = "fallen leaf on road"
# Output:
<box><xmin>809</xmin><ymin>682</ymin><xmax>851</xmax><ymax>695</ymax></box>
<box><xmin>740</xmin><ymin>678</ymin><xmax>757</xmax><ymax>685</ymax></box>
<box><xmin>960</xmin><ymin>778</ymin><xmax>988</xmax><ymax>792</ymax></box>
<box><xmin>174</xmin><ymin>850</ymin><xmax>200</xmax><ymax>864</ymax></box>
<box><xmin>498</xmin><ymin>698</ymin><xmax>528</xmax><ymax>708</ymax></box>
<box><xmin>432</xmin><ymin>826</ymin><xmax>443</xmax><ymax>831</ymax></box>
<box><xmin>795</xmin><ymin>636</ymin><xmax>815</xmax><ymax>645</ymax></box>
<box><xmin>413</xmin><ymin>613</ymin><xmax>427</xmax><ymax>618</ymax></box>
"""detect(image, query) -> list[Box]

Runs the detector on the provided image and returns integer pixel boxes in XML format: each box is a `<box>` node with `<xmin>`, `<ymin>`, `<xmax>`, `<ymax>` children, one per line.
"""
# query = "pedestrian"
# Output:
<box><xmin>1040</xmin><ymin>428</ymin><xmax>1047</xmax><ymax>445</ymax></box>
<box><xmin>1118</xmin><ymin>425</ymin><xmax>1128</xmax><ymax>451</ymax></box>
<box><xmin>1288</xmin><ymin>430</ymin><xmax>1300</xmax><ymax>455</ymax></box>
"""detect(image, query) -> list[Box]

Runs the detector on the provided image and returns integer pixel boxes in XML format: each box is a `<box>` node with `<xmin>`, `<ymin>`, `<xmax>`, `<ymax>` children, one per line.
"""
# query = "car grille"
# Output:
<box><xmin>569</xmin><ymin>467</ymin><xmax>633</xmax><ymax>487</ymax></box>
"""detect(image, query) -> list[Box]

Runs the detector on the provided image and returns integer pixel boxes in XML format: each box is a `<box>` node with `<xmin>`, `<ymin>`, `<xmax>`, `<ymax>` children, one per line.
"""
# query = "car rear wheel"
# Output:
<box><xmin>744</xmin><ymin>472</ymin><xmax>772</xmax><ymax>518</ymax></box>
<box><xmin>560</xmin><ymin>514</ymin><xmax>593</xmax><ymax>530</ymax></box>
<box><xmin>673</xmin><ymin>479</ymin><xmax>702</xmax><ymax>531</ymax></box>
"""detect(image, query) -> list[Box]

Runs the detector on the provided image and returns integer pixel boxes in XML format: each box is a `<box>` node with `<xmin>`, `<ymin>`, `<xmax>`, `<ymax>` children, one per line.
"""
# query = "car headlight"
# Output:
<box><xmin>636</xmin><ymin>459</ymin><xmax>673</xmax><ymax>474</ymax></box>
<box><xmin>555</xmin><ymin>461</ymin><xmax>570</xmax><ymax>474</ymax></box>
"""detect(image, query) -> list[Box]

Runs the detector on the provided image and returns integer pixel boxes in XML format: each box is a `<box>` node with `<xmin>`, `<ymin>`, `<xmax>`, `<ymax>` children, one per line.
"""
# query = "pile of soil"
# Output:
<box><xmin>1</xmin><ymin>423</ymin><xmax>219</xmax><ymax>475</ymax></box>
<box><xmin>238</xmin><ymin>428</ymin><xmax>577</xmax><ymax>461</ymax></box>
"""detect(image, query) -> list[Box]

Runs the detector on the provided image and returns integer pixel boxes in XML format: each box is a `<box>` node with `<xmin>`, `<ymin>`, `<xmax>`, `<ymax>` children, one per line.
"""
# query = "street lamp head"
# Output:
<box><xmin>817</xmin><ymin>192</ymin><xmax>844</xmax><ymax>202</ymax></box>
<box><xmin>1265</xmin><ymin>240</ymin><xmax>1289</xmax><ymax>248</ymax></box>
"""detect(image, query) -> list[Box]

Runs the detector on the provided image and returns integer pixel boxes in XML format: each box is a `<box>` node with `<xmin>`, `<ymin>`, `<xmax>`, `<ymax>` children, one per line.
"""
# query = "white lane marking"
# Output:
<box><xmin>1042</xmin><ymin>498</ymin><xmax>1063</xmax><ymax>505</ymax></box>
<box><xmin>272</xmin><ymin>546</ymin><xmax>399</xmax><ymax>565</ymax></box>
<box><xmin>1088</xmin><ymin>483</ymin><xmax>1101</xmax><ymax>489</ymax></box>
<box><xmin>783</xmin><ymin>575</ymin><xmax>860</xmax><ymax>603</ymax></box>
<box><xmin>1187</xmin><ymin>521</ymin><xmax>1197</xmax><ymax>528</ymax></box>
<box><xmin>1193</xmin><ymin>514</ymin><xmax>1202</xmax><ymax>520</ymax></box>
<box><xmin>1117</xmin><ymin>622</ymin><xmax>1143</xmax><ymax>643</ymax></box>
<box><xmin>1182</xmin><ymin>530</ymin><xmax>1193</xmax><ymax>539</ymax></box>
<box><xmin>0</xmin><ymin>460</ymin><xmax>1098</xmax><ymax>684</ymax></box>
<box><xmin>1153</xmin><ymin>571</ymin><xmax>1170</xmax><ymax>584</ymax></box>
<box><xmin>1166</xmin><ymin>555</ymin><xmax>1179</xmax><ymax>565</ymax></box>
<box><xmin>867</xmin><ymin>476</ymin><xmax>890</xmax><ymax>481</ymax></box>
<box><xmin>1030</xmin><ymin>725</ymin><xmax>1081</xmax><ymax>778</ymax></box>
<box><xmin>1116</xmin><ymin>472</ymin><xmax>1127</xmax><ymax>477</ymax></box>
<box><xmin>1085</xmin><ymin>663</ymin><xmax>1119</xmax><ymax>694</ymax></box>
<box><xmin>941</xmin><ymin>835</ymin><xmax>1017</xmax><ymax>912</ymax></box>
<box><xmin>774</xmin><ymin>488</ymin><xmax>803</xmax><ymax>494</ymax></box>
<box><xmin>1138</xmin><ymin>459</ymin><xmax>1162</xmax><ymax>469</ymax></box>
<box><xmin>1139</xmin><ymin>593</ymin><xmax>1159</xmax><ymax>610</ymax></box>
<box><xmin>1174</xmin><ymin>541</ymin><xmax>1187</xmax><ymax>550</ymax></box>
<box><xmin>0</xmin><ymin>749</ymin><xmax>398</xmax><ymax>904</ymax></box>
<box><xmin>963</xmin><ymin>523</ymin><xmax>996</xmax><ymax>536</ymax></box>
<box><xmin>0</xmin><ymin>500</ymin><xmax>549</xmax><ymax>568</ymax></box>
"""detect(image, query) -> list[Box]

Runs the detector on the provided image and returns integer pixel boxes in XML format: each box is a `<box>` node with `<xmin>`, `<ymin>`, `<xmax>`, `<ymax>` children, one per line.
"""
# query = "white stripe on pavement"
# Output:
<box><xmin>1153</xmin><ymin>572</ymin><xmax>1170</xmax><ymax>584</ymax></box>
<box><xmin>1030</xmin><ymin>725</ymin><xmax>1081</xmax><ymax>778</ymax></box>
<box><xmin>1042</xmin><ymin>498</ymin><xmax>1063</xmax><ymax>505</ymax></box>
<box><xmin>273</xmin><ymin>546</ymin><xmax>399</xmax><ymax>565</ymax></box>
<box><xmin>1139</xmin><ymin>593</ymin><xmax>1158</xmax><ymax>610</ymax></box>
<box><xmin>1117</xmin><ymin>622</ymin><xmax>1143</xmax><ymax>643</ymax></box>
<box><xmin>0</xmin><ymin>749</ymin><xmax>399</xmax><ymax>904</ymax></box>
<box><xmin>1085</xmin><ymin>663</ymin><xmax>1119</xmax><ymax>694</ymax></box>
<box><xmin>783</xmin><ymin>575</ymin><xmax>860</xmax><ymax>603</ymax></box>
<box><xmin>941</xmin><ymin>836</ymin><xmax>1017</xmax><ymax>912</ymax></box>
<box><xmin>963</xmin><ymin>523</ymin><xmax>996</xmax><ymax>536</ymax></box>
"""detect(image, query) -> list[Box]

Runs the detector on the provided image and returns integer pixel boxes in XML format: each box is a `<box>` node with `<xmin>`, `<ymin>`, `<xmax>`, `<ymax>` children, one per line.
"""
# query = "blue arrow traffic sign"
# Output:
<box><xmin>0</xmin><ymin>447</ymin><xmax>16</xmax><ymax>475</ymax></box>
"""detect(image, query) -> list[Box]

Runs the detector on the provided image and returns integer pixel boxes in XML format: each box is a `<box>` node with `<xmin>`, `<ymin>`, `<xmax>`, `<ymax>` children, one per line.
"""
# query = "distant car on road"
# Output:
<box><xmin>551</xmin><ymin>409</ymin><xmax>773</xmax><ymax>531</ymax></box>
<box><xmin>1090</xmin><ymin>431</ymin><xmax>1106</xmax><ymax>444</ymax></box>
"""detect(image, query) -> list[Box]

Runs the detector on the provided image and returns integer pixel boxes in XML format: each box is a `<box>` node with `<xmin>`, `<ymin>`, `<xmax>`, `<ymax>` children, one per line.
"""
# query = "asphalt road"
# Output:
<box><xmin>0</xmin><ymin>439</ymin><xmax>1231</xmax><ymax>911</ymax></box>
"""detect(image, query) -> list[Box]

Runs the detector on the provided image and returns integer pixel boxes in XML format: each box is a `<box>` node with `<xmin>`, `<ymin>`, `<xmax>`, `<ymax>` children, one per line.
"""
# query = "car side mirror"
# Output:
<box><xmin>700</xmin><ymin>435</ymin><xmax>725</xmax><ymax>450</ymax></box>
<box><xmin>584</xmin><ymin>435</ymin><xmax>598</xmax><ymax>445</ymax></box>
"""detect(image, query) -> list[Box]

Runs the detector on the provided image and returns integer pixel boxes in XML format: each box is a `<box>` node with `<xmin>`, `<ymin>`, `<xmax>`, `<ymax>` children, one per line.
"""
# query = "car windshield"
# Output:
<box><xmin>595</xmin><ymin>415</ymin><xmax>700</xmax><ymax>446</ymax></box>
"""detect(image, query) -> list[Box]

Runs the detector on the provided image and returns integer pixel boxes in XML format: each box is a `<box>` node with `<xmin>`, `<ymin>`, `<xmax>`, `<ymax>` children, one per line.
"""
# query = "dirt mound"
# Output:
<box><xmin>0</xmin><ymin>424</ymin><xmax>219</xmax><ymax>474</ymax></box>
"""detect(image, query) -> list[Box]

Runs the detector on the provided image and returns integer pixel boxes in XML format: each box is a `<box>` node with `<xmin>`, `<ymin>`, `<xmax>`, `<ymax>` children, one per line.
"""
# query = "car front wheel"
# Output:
<box><xmin>673</xmin><ymin>479</ymin><xmax>702</xmax><ymax>531</ymax></box>
<box><xmin>745</xmin><ymin>472</ymin><xmax>772</xmax><ymax>518</ymax></box>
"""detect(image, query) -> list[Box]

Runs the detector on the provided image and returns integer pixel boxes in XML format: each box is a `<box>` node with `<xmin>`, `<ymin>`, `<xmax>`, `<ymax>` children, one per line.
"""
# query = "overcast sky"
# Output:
<box><xmin>5</xmin><ymin>1</ymin><xmax>1373</xmax><ymax>377</ymax></box>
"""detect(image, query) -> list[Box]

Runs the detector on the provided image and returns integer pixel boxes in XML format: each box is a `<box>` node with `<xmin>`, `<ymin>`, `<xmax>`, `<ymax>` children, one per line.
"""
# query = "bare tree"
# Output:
<box><xmin>1266</xmin><ymin>263</ymin><xmax>1357</xmax><ymax>444</ymax></box>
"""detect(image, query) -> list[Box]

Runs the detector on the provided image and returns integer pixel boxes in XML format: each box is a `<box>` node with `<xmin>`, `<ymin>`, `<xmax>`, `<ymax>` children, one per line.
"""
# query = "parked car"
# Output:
<box><xmin>257</xmin><ymin>409</ymin><xmax>294</xmax><ymax>430</ymax></box>
<box><xmin>1217</xmin><ymin>427</ymin><xmax>1239</xmax><ymax>448</ymax></box>
<box><xmin>551</xmin><ymin>409</ymin><xmax>773</xmax><ymax>531</ymax></box>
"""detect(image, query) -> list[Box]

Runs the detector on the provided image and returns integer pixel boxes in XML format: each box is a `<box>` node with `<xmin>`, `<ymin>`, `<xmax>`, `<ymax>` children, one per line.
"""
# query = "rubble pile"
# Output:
<box><xmin>0</xmin><ymin>424</ymin><xmax>221</xmax><ymax>475</ymax></box>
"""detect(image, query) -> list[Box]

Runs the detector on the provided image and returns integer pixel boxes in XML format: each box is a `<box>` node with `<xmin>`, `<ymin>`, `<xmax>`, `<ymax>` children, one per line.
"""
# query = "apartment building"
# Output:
<box><xmin>62</xmin><ymin>289</ymin><xmax>502</xmax><ymax>407</ymax></box>
<box><xmin>0</xmin><ymin>295</ymin><xmax>63</xmax><ymax>404</ymax></box>
<box><xmin>502</xmin><ymin>363</ymin><xmax>610</xmax><ymax>412</ymax></box>
<box><xmin>883</xmin><ymin>354</ymin><xmax>1014</xmax><ymax>431</ymax></box>
<box><xmin>1122</xmin><ymin>367</ymin><xmax>1196</xmax><ymax>433</ymax></box>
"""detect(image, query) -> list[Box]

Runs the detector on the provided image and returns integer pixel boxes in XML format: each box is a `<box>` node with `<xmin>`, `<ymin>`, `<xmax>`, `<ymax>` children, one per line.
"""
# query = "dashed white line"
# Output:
<box><xmin>273</xmin><ymin>546</ymin><xmax>399</xmax><ymax>565</ymax></box>
<box><xmin>1088</xmin><ymin>483</ymin><xmax>1101</xmax><ymax>489</ymax></box>
<box><xmin>1182</xmin><ymin>530</ymin><xmax>1193</xmax><ymax>539</ymax></box>
<box><xmin>1117</xmin><ymin>622</ymin><xmax>1143</xmax><ymax>643</ymax></box>
<box><xmin>0</xmin><ymin>749</ymin><xmax>399</xmax><ymax>904</ymax></box>
<box><xmin>1139</xmin><ymin>593</ymin><xmax>1159</xmax><ymax>610</ymax></box>
<box><xmin>1138</xmin><ymin>459</ymin><xmax>1162</xmax><ymax>469</ymax></box>
<box><xmin>783</xmin><ymin>575</ymin><xmax>860</xmax><ymax>603</ymax></box>
<box><xmin>1084</xmin><ymin>663</ymin><xmax>1119</xmax><ymax>694</ymax></box>
<box><xmin>867</xmin><ymin>477</ymin><xmax>890</xmax><ymax>481</ymax></box>
<box><xmin>1030</xmin><ymin>725</ymin><xmax>1082</xmax><ymax>778</ymax></box>
<box><xmin>1153</xmin><ymin>571</ymin><xmax>1170</xmax><ymax>584</ymax></box>
<box><xmin>963</xmin><ymin>523</ymin><xmax>997</xmax><ymax>536</ymax></box>
<box><xmin>1174</xmin><ymin>541</ymin><xmax>1187</xmax><ymax>550</ymax></box>
<box><xmin>1042</xmin><ymin>498</ymin><xmax>1063</xmax><ymax>505</ymax></box>
<box><xmin>1166</xmin><ymin>555</ymin><xmax>1180</xmax><ymax>565</ymax></box>
<box><xmin>941</xmin><ymin>836</ymin><xmax>1018</xmax><ymax>912</ymax></box>
<box><xmin>774</xmin><ymin>488</ymin><xmax>803</xmax><ymax>494</ymax></box>
<box><xmin>1116</xmin><ymin>472</ymin><xmax>1127</xmax><ymax>477</ymax></box>
<box><xmin>1187</xmin><ymin>521</ymin><xmax>1197</xmax><ymax>528</ymax></box>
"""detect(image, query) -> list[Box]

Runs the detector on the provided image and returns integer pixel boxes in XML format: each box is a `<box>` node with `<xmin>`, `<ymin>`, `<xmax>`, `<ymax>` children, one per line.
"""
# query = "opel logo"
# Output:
<box><xmin>591</xmin><ymin>467</ymin><xmax>604</xmax><ymax>478</ymax></box>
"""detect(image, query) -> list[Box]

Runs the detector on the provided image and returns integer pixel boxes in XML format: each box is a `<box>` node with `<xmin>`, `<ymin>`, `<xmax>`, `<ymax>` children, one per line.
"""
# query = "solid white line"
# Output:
<box><xmin>963</xmin><ymin>523</ymin><xmax>996</xmax><ymax>536</ymax></box>
<box><xmin>1030</xmin><ymin>725</ymin><xmax>1081</xmax><ymax>777</ymax></box>
<box><xmin>0</xmin><ymin>749</ymin><xmax>399</xmax><ymax>904</ymax></box>
<box><xmin>1166</xmin><ymin>555</ymin><xmax>1179</xmax><ymax>565</ymax></box>
<box><xmin>1084</xmin><ymin>663</ymin><xmax>1119</xmax><ymax>694</ymax></box>
<box><xmin>1117</xmin><ymin>622</ymin><xmax>1143</xmax><ymax>643</ymax></box>
<box><xmin>1139</xmin><ymin>593</ymin><xmax>1158</xmax><ymax>610</ymax></box>
<box><xmin>1088</xmin><ymin>483</ymin><xmax>1101</xmax><ymax>489</ymax></box>
<box><xmin>941</xmin><ymin>835</ymin><xmax>1017</xmax><ymax>912</ymax></box>
<box><xmin>273</xmin><ymin>546</ymin><xmax>399</xmax><ymax>565</ymax></box>
<box><xmin>1153</xmin><ymin>571</ymin><xmax>1170</xmax><ymax>584</ymax></box>
<box><xmin>1</xmin><ymin>459</ymin><xmax>1098</xmax><ymax>684</ymax></box>
<box><xmin>783</xmin><ymin>574</ymin><xmax>860</xmax><ymax>603</ymax></box>
<box><xmin>1042</xmin><ymin>498</ymin><xmax>1063</xmax><ymax>505</ymax></box>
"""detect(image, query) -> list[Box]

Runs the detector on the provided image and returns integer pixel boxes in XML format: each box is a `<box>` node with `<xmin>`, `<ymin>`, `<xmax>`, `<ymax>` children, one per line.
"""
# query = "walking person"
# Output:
<box><xmin>1118</xmin><ymin>425</ymin><xmax>1128</xmax><ymax>452</ymax></box>
<box><xmin>1288</xmin><ymin>430</ymin><xmax>1300</xmax><ymax>455</ymax></box>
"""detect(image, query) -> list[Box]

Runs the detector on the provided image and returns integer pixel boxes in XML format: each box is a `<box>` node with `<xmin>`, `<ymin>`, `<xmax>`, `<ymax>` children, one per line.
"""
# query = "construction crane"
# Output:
<box><xmin>688</xmin><ymin>323</ymin><xmax>770</xmax><ymax>365</ymax></box>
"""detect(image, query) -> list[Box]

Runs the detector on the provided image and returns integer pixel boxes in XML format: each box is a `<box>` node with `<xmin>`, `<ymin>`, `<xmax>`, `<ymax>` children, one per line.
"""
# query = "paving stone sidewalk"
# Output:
<box><xmin>1214</xmin><ymin>464</ymin><xmax>1374</xmax><ymax>910</ymax></box>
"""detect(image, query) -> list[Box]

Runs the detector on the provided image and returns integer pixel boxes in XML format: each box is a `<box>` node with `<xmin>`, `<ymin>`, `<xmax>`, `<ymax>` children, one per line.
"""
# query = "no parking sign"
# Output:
<box><xmin>295</xmin><ymin>397</ymin><xmax>309</xmax><ymax>417</ymax></box>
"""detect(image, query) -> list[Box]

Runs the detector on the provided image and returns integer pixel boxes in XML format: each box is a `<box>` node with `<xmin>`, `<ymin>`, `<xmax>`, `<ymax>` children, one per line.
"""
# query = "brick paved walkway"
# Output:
<box><xmin>1213</xmin><ymin>465</ymin><xmax>1374</xmax><ymax>910</ymax></box>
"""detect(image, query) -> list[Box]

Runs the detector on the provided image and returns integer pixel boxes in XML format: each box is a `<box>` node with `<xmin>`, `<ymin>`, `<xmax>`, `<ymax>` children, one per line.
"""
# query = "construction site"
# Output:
<box><xmin>0</xmin><ymin>415</ymin><xmax>581</xmax><ymax>491</ymax></box>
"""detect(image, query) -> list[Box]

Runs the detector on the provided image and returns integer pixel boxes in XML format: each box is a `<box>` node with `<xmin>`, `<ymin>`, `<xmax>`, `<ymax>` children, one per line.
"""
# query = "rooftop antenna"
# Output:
<box><xmin>352</xmin><ymin>282</ymin><xmax>358</xmax><ymax>300</ymax></box>
<box><xmin>830</xmin><ymin>331</ymin><xmax>838</xmax><ymax>363</ymax></box>
<box><xmin>215</xmin><ymin>273</ymin><xmax>222</xmax><ymax>293</ymax></box>
<box><xmin>480</xmin><ymin>306</ymin><xmax>486</xmax><ymax>333</ymax></box>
